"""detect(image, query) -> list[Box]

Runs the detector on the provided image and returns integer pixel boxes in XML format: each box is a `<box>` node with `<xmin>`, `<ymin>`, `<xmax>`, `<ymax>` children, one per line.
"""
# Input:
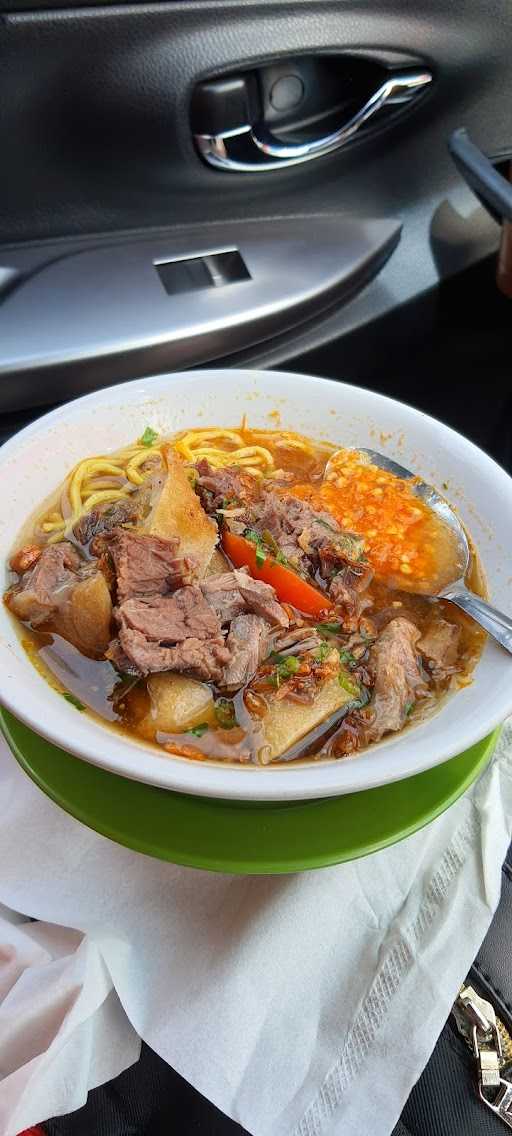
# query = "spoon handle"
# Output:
<box><xmin>442</xmin><ymin>586</ymin><xmax>512</xmax><ymax>655</ymax></box>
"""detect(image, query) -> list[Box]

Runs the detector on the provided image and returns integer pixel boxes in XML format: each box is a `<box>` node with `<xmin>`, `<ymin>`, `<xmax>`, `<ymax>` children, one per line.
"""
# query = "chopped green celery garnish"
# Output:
<box><xmin>63</xmin><ymin>692</ymin><xmax>85</xmax><ymax>711</ymax></box>
<box><xmin>139</xmin><ymin>426</ymin><xmax>159</xmax><ymax>447</ymax></box>
<box><xmin>185</xmin><ymin>722</ymin><xmax>209</xmax><ymax>737</ymax></box>
<box><xmin>338</xmin><ymin>671</ymin><xmax>360</xmax><ymax>697</ymax></box>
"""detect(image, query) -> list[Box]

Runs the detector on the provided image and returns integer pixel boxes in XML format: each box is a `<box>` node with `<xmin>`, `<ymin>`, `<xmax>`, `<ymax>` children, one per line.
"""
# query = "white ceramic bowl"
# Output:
<box><xmin>1</xmin><ymin>369</ymin><xmax>512</xmax><ymax>801</ymax></box>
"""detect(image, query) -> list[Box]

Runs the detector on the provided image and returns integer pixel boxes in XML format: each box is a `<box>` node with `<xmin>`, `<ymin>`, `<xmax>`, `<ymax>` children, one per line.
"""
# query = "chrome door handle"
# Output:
<box><xmin>195</xmin><ymin>69</ymin><xmax>432</xmax><ymax>172</ymax></box>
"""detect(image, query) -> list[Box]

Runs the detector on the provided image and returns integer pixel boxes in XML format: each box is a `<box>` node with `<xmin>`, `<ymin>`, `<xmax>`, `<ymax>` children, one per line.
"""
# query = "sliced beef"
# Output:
<box><xmin>366</xmin><ymin>618</ymin><xmax>428</xmax><ymax>742</ymax></box>
<box><xmin>222</xmin><ymin>614</ymin><xmax>269</xmax><ymax>689</ymax></box>
<box><xmin>6</xmin><ymin>543</ymin><xmax>82</xmax><ymax>626</ymax></box>
<box><xmin>100</xmin><ymin>529</ymin><xmax>181</xmax><ymax>602</ymax></box>
<box><xmin>194</xmin><ymin>460</ymin><xmax>259</xmax><ymax>513</ymax></box>
<box><xmin>200</xmin><ymin>567</ymin><xmax>289</xmax><ymax>628</ymax></box>
<box><xmin>166</xmin><ymin>556</ymin><xmax>199</xmax><ymax>589</ymax></box>
<box><xmin>271</xmin><ymin>626</ymin><xmax>323</xmax><ymax>656</ymax></box>
<box><xmin>232</xmin><ymin>569</ymin><xmax>289</xmax><ymax>628</ymax></box>
<box><xmin>116</xmin><ymin>586</ymin><xmax>220</xmax><ymax>643</ymax></box>
<box><xmin>418</xmin><ymin>619</ymin><xmax>461</xmax><ymax>676</ymax></box>
<box><xmin>111</xmin><ymin>629</ymin><xmax>231</xmax><ymax>681</ymax></box>
<box><xmin>110</xmin><ymin>585</ymin><xmax>227</xmax><ymax>680</ymax></box>
<box><xmin>200</xmin><ymin>572</ymin><xmax>247</xmax><ymax>624</ymax></box>
<box><xmin>73</xmin><ymin>498</ymin><xmax>138</xmax><ymax>546</ymax></box>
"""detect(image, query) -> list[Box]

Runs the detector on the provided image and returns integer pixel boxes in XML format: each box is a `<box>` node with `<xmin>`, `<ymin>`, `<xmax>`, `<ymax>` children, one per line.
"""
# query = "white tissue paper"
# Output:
<box><xmin>0</xmin><ymin>723</ymin><xmax>511</xmax><ymax>1136</ymax></box>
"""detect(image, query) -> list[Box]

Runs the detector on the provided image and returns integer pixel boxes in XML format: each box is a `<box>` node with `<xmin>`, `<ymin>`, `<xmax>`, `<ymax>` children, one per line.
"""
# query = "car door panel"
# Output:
<box><xmin>1</xmin><ymin>0</ymin><xmax>511</xmax><ymax>399</ymax></box>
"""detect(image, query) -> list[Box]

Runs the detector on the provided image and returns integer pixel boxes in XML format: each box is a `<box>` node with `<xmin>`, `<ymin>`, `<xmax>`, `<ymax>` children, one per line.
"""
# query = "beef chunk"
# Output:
<box><xmin>232</xmin><ymin>569</ymin><xmax>289</xmax><ymax>628</ymax></box>
<box><xmin>194</xmin><ymin>461</ymin><xmax>259</xmax><ymax>513</ymax></box>
<box><xmin>116</xmin><ymin>586</ymin><xmax>220</xmax><ymax>643</ymax></box>
<box><xmin>110</xmin><ymin>629</ymin><xmax>231</xmax><ymax>682</ymax></box>
<box><xmin>366</xmin><ymin>618</ymin><xmax>427</xmax><ymax>742</ymax></box>
<box><xmin>418</xmin><ymin>618</ymin><xmax>461</xmax><ymax>677</ymax></box>
<box><xmin>200</xmin><ymin>568</ymin><xmax>289</xmax><ymax>628</ymax></box>
<box><xmin>6</xmin><ymin>543</ymin><xmax>82</xmax><ymax>626</ymax></box>
<box><xmin>200</xmin><ymin>572</ymin><xmax>247</xmax><ymax>624</ymax></box>
<box><xmin>6</xmin><ymin>541</ymin><xmax>113</xmax><ymax>653</ymax></box>
<box><xmin>73</xmin><ymin>498</ymin><xmax>138</xmax><ymax>546</ymax></box>
<box><xmin>100</xmin><ymin>529</ymin><xmax>181</xmax><ymax>602</ymax></box>
<box><xmin>222</xmin><ymin>614</ymin><xmax>269</xmax><ymax>689</ymax></box>
<box><xmin>110</xmin><ymin>585</ymin><xmax>227</xmax><ymax>680</ymax></box>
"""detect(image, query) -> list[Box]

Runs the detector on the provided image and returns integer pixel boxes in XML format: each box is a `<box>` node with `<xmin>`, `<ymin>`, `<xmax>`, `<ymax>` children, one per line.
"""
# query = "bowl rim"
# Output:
<box><xmin>1</xmin><ymin>367</ymin><xmax>511</xmax><ymax>802</ymax></box>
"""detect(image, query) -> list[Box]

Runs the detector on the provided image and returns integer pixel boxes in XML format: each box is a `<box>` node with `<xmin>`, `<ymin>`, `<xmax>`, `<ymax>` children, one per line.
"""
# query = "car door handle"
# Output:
<box><xmin>196</xmin><ymin>69</ymin><xmax>432</xmax><ymax>172</ymax></box>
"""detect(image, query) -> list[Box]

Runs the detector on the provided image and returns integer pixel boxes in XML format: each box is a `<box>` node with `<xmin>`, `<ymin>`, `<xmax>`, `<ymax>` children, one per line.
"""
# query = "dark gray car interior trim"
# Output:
<box><xmin>0</xmin><ymin>215</ymin><xmax>400</xmax><ymax>409</ymax></box>
<box><xmin>1</xmin><ymin>0</ymin><xmax>511</xmax><ymax>388</ymax></box>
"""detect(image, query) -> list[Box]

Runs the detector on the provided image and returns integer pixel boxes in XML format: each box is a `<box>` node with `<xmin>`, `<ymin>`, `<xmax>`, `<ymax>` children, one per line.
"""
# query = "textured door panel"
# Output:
<box><xmin>1</xmin><ymin>0</ymin><xmax>511</xmax><ymax>370</ymax></box>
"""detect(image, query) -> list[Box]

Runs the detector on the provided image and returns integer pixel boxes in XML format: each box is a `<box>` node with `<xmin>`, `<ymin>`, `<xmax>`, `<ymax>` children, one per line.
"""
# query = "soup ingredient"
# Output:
<box><xmin>232</xmin><ymin>568</ymin><xmax>290</xmax><ymax>628</ymax></box>
<box><xmin>6</xmin><ymin>541</ymin><xmax>113</xmax><ymax>656</ymax></box>
<box><xmin>222</xmin><ymin>530</ymin><xmax>328</xmax><ymax>617</ymax></box>
<box><xmin>116</xmin><ymin>586</ymin><xmax>220</xmax><ymax>643</ymax></box>
<box><xmin>38</xmin><ymin>444</ymin><xmax>163</xmax><ymax>545</ymax></box>
<box><xmin>195</xmin><ymin>460</ymin><xmax>260</xmax><ymax>513</ymax></box>
<box><xmin>5</xmin><ymin>423</ymin><xmax>482</xmax><ymax>766</ymax></box>
<box><xmin>271</xmin><ymin>626</ymin><xmax>323</xmax><ymax>655</ymax></box>
<box><xmin>200</xmin><ymin>571</ymin><xmax>247</xmax><ymax>623</ymax></box>
<box><xmin>418</xmin><ymin>618</ymin><xmax>461</xmax><ymax>672</ymax></box>
<box><xmin>261</xmin><ymin>676</ymin><xmax>353</xmax><ymax>763</ymax></box>
<box><xmin>109</xmin><ymin>628</ymin><xmax>231</xmax><ymax>682</ymax></box>
<box><xmin>365</xmin><ymin>618</ymin><xmax>428</xmax><ymax>742</ymax></box>
<box><xmin>200</xmin><ymin>460</ymin><xmax>372</xmax><ymax>619</ymax></box>
<box><xmin>73</xmin><ymin>497</ymin><xmax>139</xmax><ymax>546</ymax></box>
<box><xmin>7</xmin><ymin>543</ymin><xmax>82</xmax><ymax>626</ymax></box>
<box><xmin>215</xmin><ymin>698</ymin><xmax>238</xmax><ymax>729</ymax></box>
<box><xmin>9</xmin><ymin>544</ymin><xmax>42</xmax><ymax>575</ymax></box>
<box><xmin>145</xmin><ymin>449</ymin><xmax>218</xmax><ymax>574</ymax></box>
<box><xmin>223</xmin><ymin>613</ymin><xmax>269</xmax><ymax>689</ymax></box>
<box><xmin>111</xmin><ymin>586</ymin><xmax>229</xmax><ymax>681</ymax></box>
<box><xmin>291</xmin><ymin>449</ymin><xmax>449</xmax><ymax>588</ymax></box>
<box><xmin>63</xmin><ymin>692</ymin><xmax>86</xmax><ymax>711</ymax></box>
<box><xmin>317</xmin><ymin>547</ymin><xmax>373</xmax><ymax>613</ymax></box>
<box><xmin>199</xmin><ymin>568</ymin><xmax>288</xmax><ymax>627</ymax></box>
<box><xmin>252</xmin><ymin>491</ymin><xmax>364</xmax><ymax>570</ymax></box>
<box><xmin>175</xmin><ymin>428</ymin><xmax>274</xmax><ymax>478</ymax></box>
<box><xmin>141</xmin><ymin>673</ymin><xmax>213</xmax><ymax>734</ymax></box>
<box><xmin>140</xmin><ymin>426</ymin><xmax>159</xmax><ymax>447</ymax></box>
<box><xmin>99</xmin><ymin>529</ymin><xmax>182</xmax><ymax>602</ymax></box>
<box><xmin>103</xmin><ymin>528</ymin><xmax>290</xmax><ymax>685</ymax></box>
<box><xmin>53</xmin><ymin>572</ymin><xmax>112</xmax><ymax>656</ymax></box>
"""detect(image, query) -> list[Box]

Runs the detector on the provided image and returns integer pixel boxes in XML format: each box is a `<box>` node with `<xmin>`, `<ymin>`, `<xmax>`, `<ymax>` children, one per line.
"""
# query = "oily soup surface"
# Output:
<box><xmin>4</xmin><ymin>424</ymin><xmax>485</xmax><ymax>766</ymax></box>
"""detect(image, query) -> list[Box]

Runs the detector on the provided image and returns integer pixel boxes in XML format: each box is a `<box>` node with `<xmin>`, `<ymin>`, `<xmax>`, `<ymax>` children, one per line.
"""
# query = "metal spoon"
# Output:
<box><xmin>328</xmin><ymin>448</ymin><xmax>512</xmax><ymax>655</ymax></box>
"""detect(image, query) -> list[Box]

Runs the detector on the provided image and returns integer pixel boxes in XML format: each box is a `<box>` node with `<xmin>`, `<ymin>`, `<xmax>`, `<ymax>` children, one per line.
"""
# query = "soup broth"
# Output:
<box><xmin>4</xmin><ymin>425</ymin><xmax>485</xmax><ymax>765</ymax></box>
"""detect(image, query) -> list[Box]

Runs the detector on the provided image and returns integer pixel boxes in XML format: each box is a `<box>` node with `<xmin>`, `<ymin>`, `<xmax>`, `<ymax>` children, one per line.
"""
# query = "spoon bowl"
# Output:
<box><xmin>333</xmin><ymin>447</ymin><xmax>512</xmax><ymax>655</ymax></box>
